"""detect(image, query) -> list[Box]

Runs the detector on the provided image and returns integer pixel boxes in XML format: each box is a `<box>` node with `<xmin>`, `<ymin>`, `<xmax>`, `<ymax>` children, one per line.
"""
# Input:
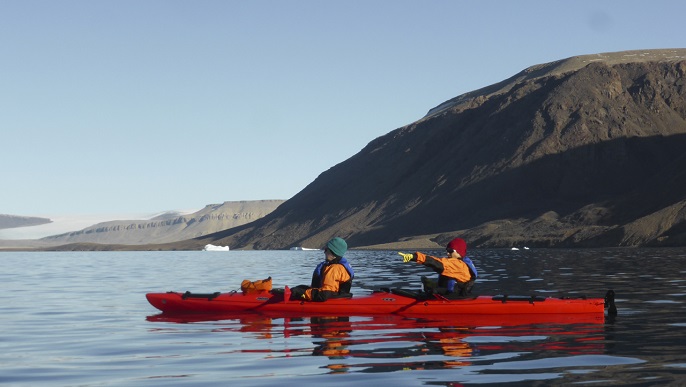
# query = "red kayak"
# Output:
<box><xmin>146</xmin><ymin>287</ymin><xmax>615</xmax><ymax>322</ymax></box>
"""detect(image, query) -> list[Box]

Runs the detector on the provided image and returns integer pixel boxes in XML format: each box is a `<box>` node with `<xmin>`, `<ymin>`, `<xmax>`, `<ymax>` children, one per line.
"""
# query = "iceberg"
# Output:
<box><xmin>203</xmin><ymin>244</ymin><xmax>229</xmax><ymax>251</ymax></box>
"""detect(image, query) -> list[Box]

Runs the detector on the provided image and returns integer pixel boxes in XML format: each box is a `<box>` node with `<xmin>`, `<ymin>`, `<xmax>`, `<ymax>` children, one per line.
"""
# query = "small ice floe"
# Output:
<box><xmin>289</xmin><ymin>247</ymin><xmax>320</xmax><ymax>251</ymax></box>
<box><xmin>511</xmin><ymin>247</ymin><xmax>520</xmax><ymax>251</ymax></box>
<box><xmin>203</xmin><ymin>244</ymin><xmax>229</xmax><ymax>251</ymax></box>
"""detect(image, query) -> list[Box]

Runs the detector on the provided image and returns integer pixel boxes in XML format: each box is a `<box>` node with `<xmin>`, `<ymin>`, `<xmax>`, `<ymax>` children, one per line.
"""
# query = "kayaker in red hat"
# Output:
<box><xmin>398</xmin><ymin>237</ymin><xmax>478</xmax><ymax>297</ymax></box>
<box><xmin>290</xmin><ymin>237</ymin><xmax>355</xmax><ymax>302</ymax></box>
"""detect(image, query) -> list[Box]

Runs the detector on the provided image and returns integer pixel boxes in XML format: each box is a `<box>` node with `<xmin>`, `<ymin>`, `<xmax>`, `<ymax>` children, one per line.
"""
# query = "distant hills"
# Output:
<box><xmin>0</xmin><ymin>214</ymin><xmax>51</xmax><ymax>230</ymax></box>
<box><xmin>171</xmin><ymin>48</ymin><xmax>686</xmax><ymax>250</ymax></box>
<box><xmin>39</xmin><ymin>200</ymin><xmax>284</xmax><ymax>245</ymax></box>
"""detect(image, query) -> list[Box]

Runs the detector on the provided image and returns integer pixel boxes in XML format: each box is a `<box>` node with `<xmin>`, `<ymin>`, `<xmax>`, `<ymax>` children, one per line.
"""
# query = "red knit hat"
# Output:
<box><xmin>447</xmin><ymin>238</ymin><xmax>467</xmax><ymax>257</ymax></box>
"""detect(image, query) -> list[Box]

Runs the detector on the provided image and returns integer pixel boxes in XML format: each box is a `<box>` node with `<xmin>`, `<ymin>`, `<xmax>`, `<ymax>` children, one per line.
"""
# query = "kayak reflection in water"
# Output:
<box><xmin>309</xmin><ymin>316</ymin><xmax>474</xmax><ymax>372</ymax></box>
<box><xmin>398</xmin><ymin>237</ymin><xmax>478</xmax><ymax>298</ymax></box>
<box><xmin>289</xmin><ymin>237</ymin><xmax>355</xmax><ymax>302</ymax></box>
<box><xmin>311</xmin><ymin>316</ymin><xmax>353</xmax><ymax>359</ymax></box>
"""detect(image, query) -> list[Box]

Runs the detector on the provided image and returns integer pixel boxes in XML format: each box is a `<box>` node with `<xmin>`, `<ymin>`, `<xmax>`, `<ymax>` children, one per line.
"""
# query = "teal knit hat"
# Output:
<box><xmin>326</xmin><ymin>237</ymin><xmax>347</xmax><ymax>257</ymax></box>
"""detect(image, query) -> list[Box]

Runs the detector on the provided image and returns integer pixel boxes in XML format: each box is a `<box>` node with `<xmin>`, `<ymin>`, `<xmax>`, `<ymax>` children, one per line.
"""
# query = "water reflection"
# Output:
<box><xmin>147</xmin><ymin>312</ymin><xmax>610</xmax><ymax>374</ymax></box>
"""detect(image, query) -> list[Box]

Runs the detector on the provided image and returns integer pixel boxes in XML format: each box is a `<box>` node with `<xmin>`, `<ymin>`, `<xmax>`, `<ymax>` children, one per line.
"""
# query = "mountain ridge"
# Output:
<box><xmin>188</xmin><ymin>48</ymin><xmax>686</xmax><ymax>250</ymax></box>
<box><xmin>425</xmin><ymin>48</ymin><xmax>686</xmax><ymax>119</ymax></box>
<box><xmin>34</xmin><ymin>48</ymin><xmax>686</xmax><ymax>251</ymax></box>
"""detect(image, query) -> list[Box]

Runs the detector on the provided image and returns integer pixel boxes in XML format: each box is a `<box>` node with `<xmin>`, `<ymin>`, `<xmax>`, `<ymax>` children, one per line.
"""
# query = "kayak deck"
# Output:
<box><xmin>146</xmin><ymin>288</ymin><xmax>614</xmax><ymax>320</ymax></box>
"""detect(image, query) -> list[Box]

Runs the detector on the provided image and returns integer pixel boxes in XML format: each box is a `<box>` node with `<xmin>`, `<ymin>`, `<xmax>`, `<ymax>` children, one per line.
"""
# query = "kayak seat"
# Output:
<box><xmin>390</xmin><ymin>288</ymin><xmax>425</xmax><ymax>299</ymax></box>
<box><xmin>439</xmin><ymin>293</ymin><xmax>479</xmax><ymax>300</ymax></box>
<box><xmin>329</xmin><ymin>292</ymin><xmax>353</xmax><ymax>299</ymax></box>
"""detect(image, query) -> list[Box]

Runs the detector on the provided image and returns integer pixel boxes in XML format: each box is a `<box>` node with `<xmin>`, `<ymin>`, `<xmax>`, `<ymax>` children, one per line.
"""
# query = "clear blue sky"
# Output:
<box><xmin>3</xmin><ymin>0</ymin><xmax>685</xmax><ymax>218</ymax></box>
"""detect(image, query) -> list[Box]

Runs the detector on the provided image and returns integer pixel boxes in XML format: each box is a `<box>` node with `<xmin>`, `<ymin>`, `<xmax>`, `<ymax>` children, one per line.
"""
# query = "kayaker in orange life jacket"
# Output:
<box><xmin>398</xmin><ymin>237</ymin><xmax>478</xmax><ymax>298</ymax></box>
<box><xmin>289</xmin><ymin>237</ymin><xmax>354</xmax><ymax>302</ymax></box>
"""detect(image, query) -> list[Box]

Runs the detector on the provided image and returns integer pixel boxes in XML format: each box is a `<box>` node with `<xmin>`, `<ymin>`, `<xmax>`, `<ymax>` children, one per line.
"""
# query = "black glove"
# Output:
<box><xmin>289</xmin><ymin>286</ymin><xmax>307</xmax><ymax>300</ymax></box>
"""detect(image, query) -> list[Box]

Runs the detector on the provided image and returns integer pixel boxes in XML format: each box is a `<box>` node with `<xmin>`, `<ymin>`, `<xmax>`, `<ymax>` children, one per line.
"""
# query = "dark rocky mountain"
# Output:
<box><xmin>0</xmin><ymin>214</ymin><xmax>51</xmax><ymax>229</ymax></box>
<box><xmin>176</xmin><ymin>49</ymin><xmax>686</xmax><ymax>251</ymax></box>
<box><xmin>45</xmin><ymin>49</ymin><xmax>686</xmax><ymax>251</ymax></box>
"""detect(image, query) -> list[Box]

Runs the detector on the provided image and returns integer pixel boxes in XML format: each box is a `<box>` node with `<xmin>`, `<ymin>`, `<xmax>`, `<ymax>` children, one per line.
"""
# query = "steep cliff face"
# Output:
<box><xmin>193</xmin><ymin>49</ymin><xmax>686</xmax><ymax>250</ymax></box>
<box><xmin>42</xmin><ymin>200</ymin><xmax>284</xmax><ymax>245</ymax></box>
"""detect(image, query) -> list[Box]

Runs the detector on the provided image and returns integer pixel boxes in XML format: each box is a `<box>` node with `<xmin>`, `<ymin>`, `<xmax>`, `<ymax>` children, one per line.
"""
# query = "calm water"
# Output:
<box><xmin>2</xmin><ymin>248</ymin><xmax>686</xmax><ymax>386</ymax></box>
